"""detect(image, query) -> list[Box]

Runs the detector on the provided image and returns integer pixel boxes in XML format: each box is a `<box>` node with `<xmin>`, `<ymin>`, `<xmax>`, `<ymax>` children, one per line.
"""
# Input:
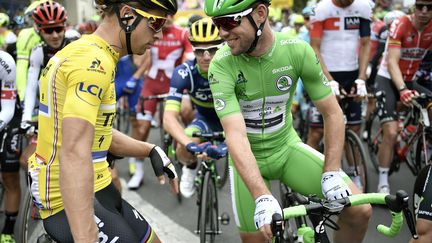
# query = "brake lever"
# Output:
<box><xmin>403</xmin><ymin>207</ymin><xmax>418</xmax><ymax>239</ymax></box>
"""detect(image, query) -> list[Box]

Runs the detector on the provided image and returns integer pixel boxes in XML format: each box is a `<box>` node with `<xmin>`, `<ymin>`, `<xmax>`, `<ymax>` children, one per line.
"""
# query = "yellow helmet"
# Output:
<box><xmin>0</xmin><ymin>13</ymin><xmax>9</xmax><ymax>27</ymax></box>
<box><xmin>188</xmin><ymin>18</ymin><xmax>223</xmax><ymax>45</ymax></box>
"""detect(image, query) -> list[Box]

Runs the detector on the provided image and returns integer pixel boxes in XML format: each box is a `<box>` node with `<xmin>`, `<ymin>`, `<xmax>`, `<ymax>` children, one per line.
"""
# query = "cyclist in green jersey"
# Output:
<box><xmin>204</xmin><ymin>0</ymin><xmax>372</xmax><ymax>242</ymax></box>
<box><xmin>15</xmin><ymin>1</ymin><xmax>45</xmax><ymax>100</ymax></box>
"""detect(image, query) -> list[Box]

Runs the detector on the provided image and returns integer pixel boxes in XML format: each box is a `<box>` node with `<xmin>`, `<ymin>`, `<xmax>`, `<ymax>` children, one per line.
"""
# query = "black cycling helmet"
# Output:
<box><xmin>97</xmin><ymin>0</ymin><xmax>177</xmax><ymax>54</ymax></box>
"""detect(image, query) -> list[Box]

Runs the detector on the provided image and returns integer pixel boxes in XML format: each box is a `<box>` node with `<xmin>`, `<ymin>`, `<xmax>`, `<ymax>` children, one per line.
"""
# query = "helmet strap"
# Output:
<box><xmin>245</xmin><ymin>14</ymin><xmax>266</xmax><ymax>54</ymax></box>
<box><xmin>114</xmin><ymin>4</ymin><xmax>143</xmax><ymax>55</ymax></box>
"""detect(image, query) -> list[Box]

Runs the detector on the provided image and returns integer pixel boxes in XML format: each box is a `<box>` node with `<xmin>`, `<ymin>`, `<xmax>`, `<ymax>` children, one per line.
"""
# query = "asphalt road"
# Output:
<box><xmin>115</xmin><ymin>126</ymin><xmax>417</xmax><ymax>243</ymax></box>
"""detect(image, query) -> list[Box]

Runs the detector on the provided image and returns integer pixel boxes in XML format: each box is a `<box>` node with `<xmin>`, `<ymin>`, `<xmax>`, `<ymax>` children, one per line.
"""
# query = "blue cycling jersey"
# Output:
<box><xmin>166</xmin><ymin>59</ymin><xmax>221</xmax><ymax>129</ymax></box>
<box><xmin>114</xmin><ymin>55</ymin><xmax>144</xmax><ymax>113</ymax></box>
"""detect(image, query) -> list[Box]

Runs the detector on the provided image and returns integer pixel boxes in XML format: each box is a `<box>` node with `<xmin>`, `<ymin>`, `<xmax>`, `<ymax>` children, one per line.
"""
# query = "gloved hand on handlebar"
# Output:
<box><xmin>204</xmin><ymin>143</ymin><xmax>228</xmax><ymax>160</ymax></box>
<box><xmin>122</xmin><ymin>76</ymin><xmax>140</xmax><ymax>94</ymax></box>
<box><xmin>321</xmin><ymin>170</ymin><xmax>352</xmax><ymax>200</ymax></box>
<box><xmin>186</xmin><ymin>142</ymin><xmax>211</xmax><ymax>155</ymax></box>
<box><xmin>254</xmin><ymin>194</ymin><xmax>283</xmax><ymax>240</ymax></box>
<box><xmin>20</xmin><ymin>120</ymin><xmax>36</xmax><ymax>136</ymax></box>
<box><xmin>399</xmin><ymin>88</ymin><xmax>419</xmax><ymax>106</ymax></box>
<box><xmin>329</xmin><ymin>80</ymin><xmax>340</xmax><ymax>96</ymax></box>
<box><xmin>354</xmin><ymin>79</ymin><xmax>368</xmax><ymax>97</ymax></box>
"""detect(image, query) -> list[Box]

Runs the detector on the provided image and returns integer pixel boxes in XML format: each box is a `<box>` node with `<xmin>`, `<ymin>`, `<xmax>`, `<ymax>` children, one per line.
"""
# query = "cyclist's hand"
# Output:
<box><xmin>122</xmin><ymin>76</ymin><xmax>139</xmax><ymax>94</ymax></box>
<box><xmin>149</xmin><ymin>146</ymin><xmax>179</xmax><ymax>194</ymax></box>
<box><xmin>204</xmin><ymin>143</ymin><xmax>228</xmax><ymax>160</ymax></box>
<box><xmin>20</xmin><ymin>120</ymin><xmax>36</xmax><ymax>136</ymax></box>
<box><xmin>321</xmin><ymin>170</ymin><xmax>352</xmax><ymax>200</ymax></box>
<box><xmin>254</xmin><ymin>194</ymin><xmax>282</xmax><ymax>241</ymax></box>
<box><xmin>399</xmin><ymin>88</ymin><xmax>419</xmax><ymax>106</ymax></box>
<box><xmin>186</xmin><ymin>142</ymin><xmax>210</xmax><ymax>155</ymax></box>
<box><xmin>329</xmin><ymin>80</ymin><xmax>340</xmax><ymax>96</ymax></box>
<box><xmin>0</xmin><ymin>120</ymin><xmax>6</xmax><ymax>133</ymax></box>
<box><xmin>354</xmin><ymin>79</ymin><xmax>368</xmax><ymax>97</ymax></box>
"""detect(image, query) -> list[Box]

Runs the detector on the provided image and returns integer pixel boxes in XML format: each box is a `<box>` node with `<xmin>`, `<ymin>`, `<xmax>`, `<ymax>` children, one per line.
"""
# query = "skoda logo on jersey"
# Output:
<box><xmin>276</xmin><ymin>76</ymin><xmax>292</xmax><ymax>92</ymax></box>
<box><xmin>214</xmin><ymin>98</ymin><xmax>226</xmax><ymax>111</ymax></box>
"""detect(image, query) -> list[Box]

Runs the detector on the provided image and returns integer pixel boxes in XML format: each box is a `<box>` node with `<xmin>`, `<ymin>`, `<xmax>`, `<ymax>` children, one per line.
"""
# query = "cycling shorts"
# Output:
<box><xmin>414</xmin><ymin>164</ymin><xmax>432</xmax><ymax>221</ymax></box>
<box><xmin>184</xmin><ymin>114</ymin><xmax>223</xmax><ymax>136</ymax></box>
<box><xmin>230</xmin><ymin>130</ymin><xmax>351</xmax><ymax>232</ymax></box>
<box><xmin>43</xmin><ymin>183</ymin><xmax>155</xmax><ymax>243</ymax></box>
<box><xmin>115</xmin><ymin>78</ymin><xmax>144</xmax><ymax>115</ymax></box>
<box><xmin>374</xmin><ymin>75</ymin><xmax>432</xmax><ymax>123</ymax></box>
<box><xmin>0</xmin><ymin>114</ymin><xmax>22</xmax><ymax>173</ymax></box>
<box><xmin>308</xmin><ymin>70</ymin><xmax>362</xmax><ymax>127</ymax></box>
<box><xmin>137</xmin><ymin>76</ymin><xmax>170</xmax><ymax>121</ymax></box>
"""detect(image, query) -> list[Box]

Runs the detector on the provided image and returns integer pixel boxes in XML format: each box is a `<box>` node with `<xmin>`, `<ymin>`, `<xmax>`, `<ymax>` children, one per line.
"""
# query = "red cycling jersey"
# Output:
<box><xmin>378</xmin><ymin>15</ymin><xmax>432</xmax><ymax>82</ymax></box>
<box><xmin>138</xmin><ymin>25</ymin><xmax>193</xmax><ymax>119</ymax></box>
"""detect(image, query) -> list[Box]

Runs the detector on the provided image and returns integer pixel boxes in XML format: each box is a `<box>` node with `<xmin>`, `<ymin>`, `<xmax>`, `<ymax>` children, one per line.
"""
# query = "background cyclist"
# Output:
<box><xmin>164</xmin><ymin>17</ymin><xmax>226</xmax><ymax>198</ymax></box>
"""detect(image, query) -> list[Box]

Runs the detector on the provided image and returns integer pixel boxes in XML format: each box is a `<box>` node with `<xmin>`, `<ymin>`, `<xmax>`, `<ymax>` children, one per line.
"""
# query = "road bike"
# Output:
<box><xmin>366</xmin><ymin>86</ymin><xmax>432</xmax><ymax>176</ymax></box>
<box><xmin>191</xmin><ymin>131</ymin><xmax>230</xmax><ymax>242</ymax></box>
<box><xmin>272</xmin><ymin>190</ymin><xmax>418</xmax><ymax>243</ymax></box>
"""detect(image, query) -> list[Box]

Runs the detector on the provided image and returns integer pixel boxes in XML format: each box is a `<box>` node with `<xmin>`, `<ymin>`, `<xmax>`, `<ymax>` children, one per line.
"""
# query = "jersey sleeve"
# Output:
<box><xmin>62</xmin><ymin>57</ymin><xmax>113</xmax><ymax>125</ymax></box>
<box><xmin>299</xmin><ymin>44</ymin><xmax>332</xmax><ymax>102</ymax></box>
<box><xmin>387</xmin><ymin>17</ymin><xmax>405</xmax><ymax>49</ymax></box>
<box><xmin>310</xmin><ymin>3</ymin><xmax>325</xmax><ymax>39</ymax></box>
<box><xmin>208</xmin><ymin>51</ymin><xmax>240</xmax><ymax>119</ymax></box>
<box><xmin>0</xmin><ymin>51</ymin><xmax>17</xmax><ymax>124</ymax></box>
<box><xmin>165</xmin><ymin>63</ymin><xmax>192</xmax><ymax>112</ymax></box>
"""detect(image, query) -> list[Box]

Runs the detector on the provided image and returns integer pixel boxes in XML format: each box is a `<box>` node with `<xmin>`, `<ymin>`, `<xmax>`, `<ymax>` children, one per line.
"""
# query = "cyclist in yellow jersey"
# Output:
<box><xmin>27</xmin><ymin>0</ymin><xmax>178</xmax><ymax>242</ymax></box>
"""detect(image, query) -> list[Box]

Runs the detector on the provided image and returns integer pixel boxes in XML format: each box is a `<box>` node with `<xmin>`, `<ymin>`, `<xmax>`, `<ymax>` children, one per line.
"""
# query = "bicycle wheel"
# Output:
<box><xmin>216</xmin><ymin>156</ymin><xmax>229</xmax><ymax>189</ymax></box>
<box><xmin>199</xmin><ymin>170</ymin><xmax>218</xmax><ymax>243</ymax></box>
<box><xmin>343</xmin><ymin>130</ymin><xmax>369</xmax><ymax>193</ymax></box>
<box><xmin>365</xmin><ymin>111</ymin><xmax>381</xmax><ymax>173</ymax></box>
<box><xmin>17</xmin><ymin>192</ymin><xmax>53</xmax><ymax>243</ymax></box>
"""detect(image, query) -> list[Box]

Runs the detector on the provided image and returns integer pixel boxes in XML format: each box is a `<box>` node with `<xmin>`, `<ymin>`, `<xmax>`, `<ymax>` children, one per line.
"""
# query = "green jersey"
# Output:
<box><xmin>209</xmin><ymin>32</ymin><xmax>332</xmax><ymax>160</ymax></box>
<box><xmin>16</xmin><ymin>27</ymin><xmax>42</xmax><ymax>100</ymax></box>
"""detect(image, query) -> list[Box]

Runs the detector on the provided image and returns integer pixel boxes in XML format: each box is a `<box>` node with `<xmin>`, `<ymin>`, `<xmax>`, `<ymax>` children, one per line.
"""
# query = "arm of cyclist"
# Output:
<box><xmin>388</xmin><ymin>48</ymin><xmax>418</xmax><ymax>105</ymax></box>
<box><xmin>59</xmin><ymin>117</ymin><xmax>98</xmax><ymax>243</ymax></box>
<box><xmin>354</xmin><ymin>36</ymin><xmax>371</xmax><ymax>98</ymax></box>
<box><xmin>109</xmin><ymin>129</ymin><xmax>178</xmax><ymax>193</ymax></box>
<box><xmin>315</xmin><ymin>96</ymin><xmax>352</xmax><ymax>199</ymax></box>
<box><xmin>221</xmin><ymin>114</ymin><xmax>280</xmax><ymax>240</ymax></box>
<box><xmin>0</xmin><ymin>53</ymin><xmax>17</xmax><ymax>132</ymax></box>
<box><xmin>21</xmin><ymin>47</ymin><xmax>42</xmax><ymax>133</ymax></box>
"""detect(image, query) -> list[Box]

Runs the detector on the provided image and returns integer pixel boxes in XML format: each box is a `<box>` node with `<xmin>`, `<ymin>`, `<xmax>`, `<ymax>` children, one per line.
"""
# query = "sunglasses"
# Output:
<box><xmin>128</xmin><ymin>6</ymin><xmax>167</xmax><ymax>32</ymax></box>
<box><xmin>192</xmin><ymin>45</ymin><xmax>219</xmax><ymax>56</ymax></box>
<box><xmin>416</xmin><ymin>3</ymin><xmax>432</xmax><ymax>11</ymax></box>
<box><xmin>41</xmin><ymin>26</ymin><xmax>65</xmax><ymax>34</ymax></box>
<box><xmin>212</xmin><ymin>8</ymin><xmax>253</xmax><ymax>31</ymax></box>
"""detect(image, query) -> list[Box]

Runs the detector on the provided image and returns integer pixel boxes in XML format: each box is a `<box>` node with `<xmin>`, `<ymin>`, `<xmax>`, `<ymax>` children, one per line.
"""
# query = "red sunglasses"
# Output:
<box><xmin>212</xmin><ymin>8</ymin><xmax>253</xmax><ymax>31</ymax></box>
<box><xmin>41</xmin><ymin>26</ymin><xmax>65</xmax><ymax>34</ymax></box>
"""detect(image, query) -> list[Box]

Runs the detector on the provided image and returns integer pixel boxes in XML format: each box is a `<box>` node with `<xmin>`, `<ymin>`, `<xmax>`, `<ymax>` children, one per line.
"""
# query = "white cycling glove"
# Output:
<box><xmin>329</xmin><ymin>80</ymin><xmax>340</xmax><ymax>96</ymax></box>
<box><xmin>355</xmin><ymin>79</ymin><xmax>368</xmax><ymax>97</ymax></box>
<box><xmin>321</xmin><ymin>170</ymin><xmax>352</xmax><ymax>200</ymax></box>
<box><xmin>254</xmin><ymin>194</ymin><xmax>282</xmax><ymax>230</ymax></box>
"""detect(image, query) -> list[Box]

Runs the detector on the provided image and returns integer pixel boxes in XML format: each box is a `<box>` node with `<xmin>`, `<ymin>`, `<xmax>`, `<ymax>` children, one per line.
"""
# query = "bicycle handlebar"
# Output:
<box><xmin>273</xmin><ymin>190</ymin><xmax>418</xmax><ymax>241</ymax></box>
<box><xmin>190</xmin><ymin>131</ymin><xmax>225</xmax><ymax>142</ymax></box>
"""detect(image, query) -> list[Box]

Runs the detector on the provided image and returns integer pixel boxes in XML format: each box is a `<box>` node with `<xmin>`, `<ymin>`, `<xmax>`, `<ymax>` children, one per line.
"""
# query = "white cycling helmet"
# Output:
<box><xmin>384</xmin><ymin>10</ymin><xmax>406</xmax><ymax>26</ymax></box>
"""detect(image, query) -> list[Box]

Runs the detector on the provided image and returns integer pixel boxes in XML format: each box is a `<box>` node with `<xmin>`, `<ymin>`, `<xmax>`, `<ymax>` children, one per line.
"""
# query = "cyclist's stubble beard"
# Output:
<box><xmin>41</xmin><ymin>30</ymin><xmax>65</xmax><ymax>50</ymax></box>
<box><xmin>415</xmin><ymin>5</ymin><xmax>432</xmax><ymax>26</ymax></box>
<box><xmin>223</xmin><ymin>27</ymin><xmax>255</xmax><ymax>56</ymax></box>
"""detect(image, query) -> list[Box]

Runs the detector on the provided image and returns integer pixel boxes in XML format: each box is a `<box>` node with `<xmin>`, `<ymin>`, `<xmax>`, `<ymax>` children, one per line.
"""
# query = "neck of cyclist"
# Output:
<box><xmin>247</xmin><ymin>20</ymin><xmax>274</xmax><ymax>57</ymax></box>
<box><xmin>94</xmin><ymin>14</ymin><xmax>129</xmax><ymax>57</ymax></box>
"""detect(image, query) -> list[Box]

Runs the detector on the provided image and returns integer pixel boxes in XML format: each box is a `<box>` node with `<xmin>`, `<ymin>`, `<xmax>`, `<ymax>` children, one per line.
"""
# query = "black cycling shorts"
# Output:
<box><xmin>43</xmin><ymin>183</ymin><xmax>155</xmax><ymax>242</ymax></box>
<box><xmin>414</xmin><ymin>164</ymin><xmax>432</xmax><ymax>221</ymax></box>
<box><xmin>0</xmin><ymin>114</ymin><xmax>22</xmax><ymax>173</ymax></box>
<box><xmin>308</xmin><ymin>70</ymin><xmax>362</xmax><ymax>127</ymax></box>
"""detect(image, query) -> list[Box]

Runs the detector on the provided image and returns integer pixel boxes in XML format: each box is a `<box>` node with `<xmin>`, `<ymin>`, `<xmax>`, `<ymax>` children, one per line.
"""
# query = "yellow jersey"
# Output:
<box><xmin>28</xmin><ymin>34</ymin><xmax>119</xmax><ymax>219</ymax></box>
